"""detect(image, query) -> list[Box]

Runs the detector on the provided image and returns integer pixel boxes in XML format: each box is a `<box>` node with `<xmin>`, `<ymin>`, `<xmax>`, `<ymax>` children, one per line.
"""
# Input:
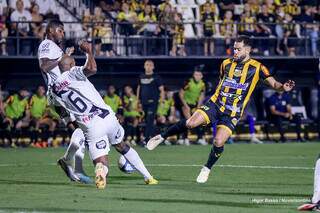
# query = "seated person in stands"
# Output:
<box><xmin>156</xmin><ymin>89</ymin><xmax>178</xmax><ymax>145</ymax></box>
<box><xmin>123</xmin><ymin>85</ymin><xmax>143</xmax><ymax>146</ymax></box>
<box><xmin>267</xmin><ymin>91</ymin><xmax>305</xmax><ymax>142</ymax></box>
<box><xmin>3</xmin><ymin>87</ymin><xmax>30</xmax><ymax>146</ymax></box>
<box><xmin>103</xmin><ymin>85</ymin><xmax>123</xmax><ymax>123</ymax></box>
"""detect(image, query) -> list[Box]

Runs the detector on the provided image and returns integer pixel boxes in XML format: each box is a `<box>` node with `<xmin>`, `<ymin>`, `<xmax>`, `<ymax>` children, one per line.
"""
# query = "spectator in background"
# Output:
<box><xmin>137</xmin><ymin>4</ymin><xmax>158</xmax><ymax>55</ymax></box>
<box><xmin>297</xmin><ymin>6</ymin><xmax>319</xmax><ymax>56</ymax></box>
<box><xmin>96</xmin><ymin>18</ymin><xmax>115</xmax><ymax>56</ymax></box>
<box><xmin>238</xmin><ymin>4</ymin><xmax>257</xmax><ymax>38</ymax></box>
<box><xmin>0</xmin><ymin>14</ymin><xmax>8</xmax><ymax>55</ymax></box>
<box><xmin>30</xmin><ymin>3</ymin><xmax>44</xmax><ymax>55</ymax></box>
<box><xmin>82</xmin><ymin>8</ymin><xmax>93</xmax><ymax>42</ymax></box>
<box><xmin>103</xmin><ymin>85</ymin><xmax>123</xmax><ymax>122</ymax></box>
<box><xmin>3</xmin><ymin>88</ymin><xmax>30</xmax><ymax>146</ymax></box>
<box><xmin>10</xmin><ymin>0</ymin><xmax>32</xmax><ymax>55</ymax></box>
<box><xmin>268</xmin><ymin>91</ymin><xmax>305</xmax><ymax>142</ymax></box>
<box><xmin>275</xmin><ymin>6</ymin><xmax>286</xmax><ymax>55</ymax></box>
<box><xmin>178</xmin><ymin>66</ymin><xmax>206</xmax><ymax>145</ymax></box>
<box><xmin>200</xmin><ymin>0</ymin><xmax>219</xmax><ymax>17</ymax></box>
<box><xmin>282</xmin><ymin>13</ymin><xmax>300</xmax><ymax>56</ymax></box>
<box><xmin>0</xmin><ymin>0</ymin><xmax>7</xmax><ymax>55</ymax></box>
<box><xmin>281</xmin><ymin>0</ymin><xmax>300</xmax><ymax>17</ymax></box>
<box><xmin>264</xmin><ymin>0</ymin><xmax>276</xmax><ymax>14</ymax></box>
<box><xmin>156</xmin><ymin>89</ymin><xmax>177</xmax><ymax>145</ymax></box>
<box><xmin>137</xmin><ymin>60</ymin><xmax>164</xmax><ymax>144</ymax></box>
<box><xmin>137</xmin><ymin>4</ymin><xmax>158</xmax><ymax>36</ymax></box>
<box><xmin>201</xmin><ymin>2</ymin><xmax>219</xmax><ymax>56</ymax></box>
<box><xmin>257</xmin><ymin>4</ymin><xmax>275</xmax><ymax>56</ymax></box>
<box><xmin>33</xmin><ymin>0</ymin><xmax>56</xmax><ymax>16</ymax></box>
<box><xmin>170</xmin><ymin>12</ymin><xmax>186</xmax><ymax>56</ymax></box>
<box><xmin>92</xmin><ymin>6</ymin><xmax>105</xmax><ymax>55</ymax></box>
<box><xmin>123</xmin><ymin>85</ymin><xmax>142</xmax><ymax>146</ymax></box>
<box><xmin>29</xmin><ymin>85</ymin><xmax>51</xmax><ymax>147</ymax></box>
<box><xmin>247</xmin><ymin>0</ymin><xmax>260</xmax><ymax>17</ymax></box>
<box><xmin>219</xmin><ymin>10</ymin><xmax>237</xmax><ymax>55</ymax></box>
<box><xmin>9</xmin><ymin>0</ymin><xmax>30</xmax><ymax>10</ymax></box>
<box><xmin>117</xmin><ymin>2</ymin><xmax>137</xmax><ymax>36</ymax></box>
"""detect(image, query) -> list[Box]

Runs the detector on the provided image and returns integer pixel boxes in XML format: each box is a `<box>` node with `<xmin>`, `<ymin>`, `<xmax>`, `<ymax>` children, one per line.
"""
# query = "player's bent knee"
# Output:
<box><xmin>114</xmin><ymin>142</ymin><xmax>130</xmax><ymax>155</ymax></box>
<box><xmin>214</xmin><ymin>136</ymin><xmax>226</xmax><ymax>147</ymax></box>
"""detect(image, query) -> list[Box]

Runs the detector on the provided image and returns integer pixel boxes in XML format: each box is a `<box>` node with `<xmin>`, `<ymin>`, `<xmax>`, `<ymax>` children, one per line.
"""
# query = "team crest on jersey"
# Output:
<box><xmin>96</xmin><ymin>140</ymin><xmax>107</xmax><ymax>149</ymax></box>
<box><xmin>233</xmin><ymin>68</ymin><xmax>242</xmax><ymax>77</ymax></box>
<box><xmin>200</xmin><ymin>105</ymin><xmax>209</xmax><ymax>111</ymax></box>
<box><xmin>231</xmin><ymin>118</ymin><xmax>238</xmax><ymax>126</ymax></box>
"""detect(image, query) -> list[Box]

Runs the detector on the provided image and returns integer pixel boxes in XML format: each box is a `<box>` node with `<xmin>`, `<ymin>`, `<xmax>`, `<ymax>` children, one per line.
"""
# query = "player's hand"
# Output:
<box><xmin>78</xmin><ymin>40</ymin><xmax>92</xmax><ymax>54</ymax></box>
<box><xmin>283</xmin><ymin>80</ymin><xmax>295</xmax><ymax>92</ymax></box>
<box><xmin>65</xmin><ymin>46</ymin><xmax>75</xmax><ymax>56</ymax></box>
<box><xmin>283</xmin><ymin>112</ymin><xmax>290</xmax><ymax>118</ymax></box>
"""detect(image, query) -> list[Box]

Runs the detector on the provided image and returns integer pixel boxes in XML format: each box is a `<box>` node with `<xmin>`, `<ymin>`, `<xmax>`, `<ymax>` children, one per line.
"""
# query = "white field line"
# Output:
<box><xmin>0</xmin><ymin>163</ymin><xmax>314</xmax><ymax>170</ymax></box>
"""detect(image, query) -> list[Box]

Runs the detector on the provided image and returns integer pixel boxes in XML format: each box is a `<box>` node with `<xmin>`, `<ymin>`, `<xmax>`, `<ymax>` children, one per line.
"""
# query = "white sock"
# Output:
<box><xmin>124</xmin><ymin>148</ymin><xmax>152</xmax><ymax>180</ymax></box>
<box><xmin>312</xmin><ymin>158</ymin><xmax>320</xmax><ymax>203</ymax></box>
<box><xmin>63</xmin><ymin>128</ymin><xmax>83</xmax><ymax>162</ymax></box>
<box><xmin>74</xmin><ymin>142</ymin><xmax>85</xmax><ymax>174</ymax></box>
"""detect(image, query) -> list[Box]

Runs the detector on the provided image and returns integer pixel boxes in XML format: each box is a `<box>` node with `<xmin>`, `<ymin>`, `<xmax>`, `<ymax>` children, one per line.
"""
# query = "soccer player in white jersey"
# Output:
<box><xmin>38</xmin><ymin>20</ymin><xmax>91</xmax><ymax>184</ymax></box>
<box><xmin>54</xmin><ymin>41</ymin><xmax>158</xmax><ymax>189</ymax></box>
<box><xmin>297</xmin><ymin>157</ymin><xmax>320</xmax><ymax>211</ymax></box>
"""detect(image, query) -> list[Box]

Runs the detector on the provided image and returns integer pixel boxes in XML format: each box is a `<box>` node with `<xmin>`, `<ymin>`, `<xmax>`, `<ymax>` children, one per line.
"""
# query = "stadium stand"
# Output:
<box><xmin>0</xmin><ymin>0</ymin><xmax>319</xmax><ymax>147</ymax></box>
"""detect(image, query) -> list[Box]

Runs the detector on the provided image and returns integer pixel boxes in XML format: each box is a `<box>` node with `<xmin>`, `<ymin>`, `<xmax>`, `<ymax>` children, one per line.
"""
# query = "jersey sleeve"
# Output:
<box><xmin>69</xmin><ymin>66</ymin><xmax>87</xmax><ymax>81</ymax></box>
<box><xmin>259</xmin><ymin>64</ymin><xmax>271</xmax><ymax>80</ymax></box>
<box><xmin>38</xmin><ymin>40</ymin><xmax>62</xmax><ymax>60</ymax></box>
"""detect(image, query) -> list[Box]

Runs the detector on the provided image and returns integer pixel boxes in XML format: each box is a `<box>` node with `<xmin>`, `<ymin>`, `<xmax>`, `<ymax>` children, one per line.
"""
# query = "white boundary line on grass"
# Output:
<box><xmin>0</xmin><ymin>163</ymin><xmax>314</xmax><ymax>170</ymax></box>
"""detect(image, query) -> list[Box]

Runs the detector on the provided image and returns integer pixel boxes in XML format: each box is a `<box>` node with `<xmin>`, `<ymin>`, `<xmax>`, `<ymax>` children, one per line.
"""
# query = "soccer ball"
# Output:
<box><xmin>118</xmin><ymin>155</ymin><xmax>136</xmax><ymax>174</ymax></box>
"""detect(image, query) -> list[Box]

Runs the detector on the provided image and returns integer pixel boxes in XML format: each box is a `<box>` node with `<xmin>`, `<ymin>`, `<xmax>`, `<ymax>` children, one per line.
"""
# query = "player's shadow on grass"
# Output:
<box><xmin>217</xmin><ymin>191</ymin><xmax>310</xmax><ymax>197</ymax></box>
<box><xmin>115</xmin><ymin>197</ymin><xmax>275</xmax><ymax>208</ymax></box>
<box><xmin>0</xmin><ymin>179</ymin><xmax>81</xmax><ymax>187</ymax></box>
<box><xmin>0</xmin><ymin>207</ymin><xmax>100</xmax><ymax>212</ymax></box>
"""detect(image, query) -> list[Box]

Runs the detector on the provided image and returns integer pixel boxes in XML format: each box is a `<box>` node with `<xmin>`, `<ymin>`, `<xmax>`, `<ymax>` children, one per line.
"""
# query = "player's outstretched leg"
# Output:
<box><xmin>94</xmin><ymin>156</ymin><xmax>109</xmax><ymax>190</ymax></box>
<box><xmin>74</xmin><ymin>142</ymin><xmax>93</xmax><ymax>184</ymax></box>
<box><xmin>147</xmin><ymin>111</ymin><xmax>207</xmax><ymax>150</ymax></box>
<box><xmin>197</xmin><ymin>126</ymin><xmax>231</xmax><ymax>183</ymax></box>
<box><xmin>58</xmin><ymin>128</ymin><xmax>92</xmax><ymax>183</ymax></box>
<box><xmin>114</xmin><ymin>142</ymin><xmax>158</xmax><ymax>184</ymax></box>
<box><xmin>298</xmin><ymin>156</ymin><xmax>320</xmax><ymax>211</ymax></box>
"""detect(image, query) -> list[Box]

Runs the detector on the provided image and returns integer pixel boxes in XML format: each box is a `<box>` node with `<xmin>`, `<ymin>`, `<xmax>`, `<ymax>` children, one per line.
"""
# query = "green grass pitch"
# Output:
<box><xmin>0</xmin><ymin>143</ymin><xmax>320</xmax><ymax>212</ymax></box>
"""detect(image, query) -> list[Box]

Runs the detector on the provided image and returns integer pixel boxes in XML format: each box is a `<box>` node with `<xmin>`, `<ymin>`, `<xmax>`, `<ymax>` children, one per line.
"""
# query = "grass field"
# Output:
<box><xmin>0</xmin><ymin>143</ymin><xmax>320</xmax><ymax>212</ymax></box>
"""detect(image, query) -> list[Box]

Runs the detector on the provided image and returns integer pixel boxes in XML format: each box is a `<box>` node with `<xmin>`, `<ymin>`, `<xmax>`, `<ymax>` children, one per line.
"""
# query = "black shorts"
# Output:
<box><xmin>196</xmin><ymin>100</ymin><xmax>239</xmax><ymax>134</ymax></box>
<box><xmin>203</xmin><ymin>30</ymin><xmax>213</xmax><ymax>38</ymax></box>
<box><xmin>101</xmin><ymin>43</ymin><xmax>113</xmax><ymax>52</ymax></box>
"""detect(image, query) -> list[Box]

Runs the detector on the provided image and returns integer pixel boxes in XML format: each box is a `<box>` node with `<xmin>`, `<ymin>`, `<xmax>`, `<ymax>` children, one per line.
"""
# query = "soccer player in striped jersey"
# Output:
<box><xmin>147</xmin><ymin>36</ymin><xmax>295</xmax><ymax>183</ymax></box>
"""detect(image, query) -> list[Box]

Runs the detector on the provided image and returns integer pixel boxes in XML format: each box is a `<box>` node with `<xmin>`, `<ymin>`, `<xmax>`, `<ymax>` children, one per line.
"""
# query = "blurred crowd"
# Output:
<box><xmin>0</xmin><ymin>0</ymin><xmax>320</xmax><ymax>56</ymax></box>
<box><xmin>0</xmin><ymin>60</ymin><xmax>313</xmax><ymax>148</ymax></box>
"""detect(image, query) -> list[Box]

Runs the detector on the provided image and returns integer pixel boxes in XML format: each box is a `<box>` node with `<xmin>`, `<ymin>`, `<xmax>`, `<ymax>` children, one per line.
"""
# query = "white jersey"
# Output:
<box><xmin>38</xmin><ymin>39</ymin><xmax>63</xmax><ymax>86</ymax></box>
<box><xmin>52</xmin><ymin>66</ymin><xmax>115</xmax><ymax>127</ymax></box>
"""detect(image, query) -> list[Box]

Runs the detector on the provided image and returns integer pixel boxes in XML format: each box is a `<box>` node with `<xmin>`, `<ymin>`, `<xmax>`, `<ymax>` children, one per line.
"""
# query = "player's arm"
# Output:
<box><xmin>269</xmin><ymin>105</ymin><xmax>288</xmax><ymax>118</ymax></box>
<box><xmin>179</xmin><ymin>88</ymin><xmax>188</xmax><ymax>107</ymax></box>
<box><xmin>136</xmin><ymin>85</ymin><xmax>140</xmax><ymax>102</ymax></box>
<box><xmin>265</xmin><ymin>77</ymin><xmax>295</xmax><ymax>92</ymax></box>
<box><xmin>260</xmin><ymin>64</ymin><xmax>295</xmax><ymax>92</ymax></box>
<box><xmin>159</xmin><ymin>85</ymin><xmax>165</xmax><ymax>102</ymax></box>
<box><xmin>79</xmin><ymin>41</ymin><xmax>97</xmax><ymax>77</ymax></box>
<box><xmin>39</xmin><ymin>58</ymin><xmax>62</xmax><ymax>73</ymax></box>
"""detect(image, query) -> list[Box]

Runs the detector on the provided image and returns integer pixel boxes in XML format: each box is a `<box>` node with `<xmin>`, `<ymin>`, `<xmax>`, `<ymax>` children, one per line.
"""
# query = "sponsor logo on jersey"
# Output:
<box><xmin>96</xmin><ymin>140</ymin><xmax>107</xmax><ymax>149</ymax></box>
<box><xmin>222</xmin><ymin>78</ymin><xmax>249</xmax><ymax>90</ymax></box>
<box><xmin>54</xmin><ymin>80</ymin><xmax>70</xmax><ymax>92</ymax></box>
<box><xmin>200</xmin><ymin>105</ymin><xmax>209</xmax><ymax>111</ymax></box>
<box><xmin>233</xmin><ymin>68</ymin><xmax>242</xmax><ymax>77</ymax></box>
<box><xmin>231</xmin><ymin>118</ymin><xmax>238</xmax><ymax>126</ymax></box>
<box><xmin>141</xmin><ymin>78</ymin><xmax>154</xmax><ymax>84</ymax></box>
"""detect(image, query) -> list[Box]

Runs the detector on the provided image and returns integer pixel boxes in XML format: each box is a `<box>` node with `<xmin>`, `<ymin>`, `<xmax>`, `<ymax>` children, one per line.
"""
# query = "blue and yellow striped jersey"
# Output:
<box><xmin>211</xmin><ymin>58</ymin><xmax>271</xmax><ymax>117</ymax></box>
